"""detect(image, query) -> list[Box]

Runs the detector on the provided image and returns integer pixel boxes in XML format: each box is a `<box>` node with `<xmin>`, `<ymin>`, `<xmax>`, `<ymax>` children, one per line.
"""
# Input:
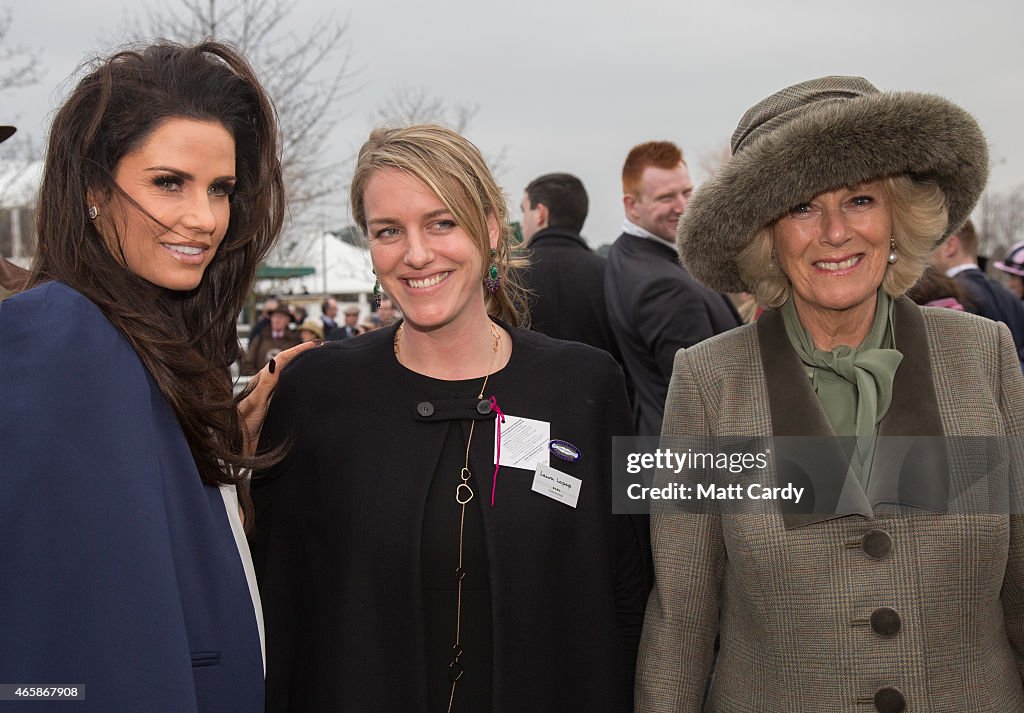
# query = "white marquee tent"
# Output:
<box><xmin>259</xmin><ymin>232</ymin><xmax>374</xmax><ymax>298</ymax></box>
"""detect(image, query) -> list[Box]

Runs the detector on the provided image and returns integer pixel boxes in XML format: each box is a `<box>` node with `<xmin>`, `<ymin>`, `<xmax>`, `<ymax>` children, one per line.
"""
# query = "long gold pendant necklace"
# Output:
<box><xmin>394</xmin><ymin>321</ymin><xmax>501</xmax><ymax>713</ymax></box>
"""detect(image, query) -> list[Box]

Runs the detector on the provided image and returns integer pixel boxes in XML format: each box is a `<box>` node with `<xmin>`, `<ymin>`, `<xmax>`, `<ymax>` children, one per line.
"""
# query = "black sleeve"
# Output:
<box><xmin>249</xmin><ymin>353</ymin><xmax>319</xmax><ymax>712</ymax></box>
<box><xmin>599</xmin><ymin>357</ymin><xmax>651</xmax><ymax>705</ymax></box>
<box><xmin>636</xmin><ymin>276</ymin><xmax>716</xmax><ymax>380</ymax></box>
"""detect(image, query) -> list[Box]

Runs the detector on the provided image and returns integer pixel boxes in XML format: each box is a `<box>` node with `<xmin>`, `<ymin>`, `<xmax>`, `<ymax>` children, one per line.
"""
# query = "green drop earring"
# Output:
<box><xmin>484</xmin><ymin>249</ymin><xmax>500</xmax><ymax>293</ymax></box>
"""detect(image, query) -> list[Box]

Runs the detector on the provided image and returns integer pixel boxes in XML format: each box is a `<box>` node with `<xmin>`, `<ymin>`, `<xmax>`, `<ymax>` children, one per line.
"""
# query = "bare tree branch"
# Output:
<box><xmin>978</xmin><ymin>185</ymin><xmax>1024</xmax><ymax>261</ymax></box>
<box><xmin>694</xmin><ymin>141</ymin><xmax>732</xmax><ymax>182</ymax></box>
<box><xmin>372</xmin><ymin>84</ymin><xmax>479</xmax><ymax>134</ymax></box>
<box><xmin>126</xmin><ymin>0</ymin><xmax>357</xmax><ymax>265</ymax></box>
<box><xmin>0</xmin><ymin>8</ymin><xmax>41</xmax><ymax>95</ymax></box>
<box><xmin>0</xmin><ymin>7</ymin><xmax>44</xmax><ymax>263</ymax></box>
<box><xmin>371</xmin><ymin>85</ymin><xmax>509</xmax><ymax>177</ymax></box>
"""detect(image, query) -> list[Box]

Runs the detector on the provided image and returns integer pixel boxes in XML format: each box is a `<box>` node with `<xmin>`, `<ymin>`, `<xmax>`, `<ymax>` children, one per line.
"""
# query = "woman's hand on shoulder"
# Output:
<box><xmin>239</xmin><ymin>339</ymin><xmax>321</xmax><ymax>456</ymax></box>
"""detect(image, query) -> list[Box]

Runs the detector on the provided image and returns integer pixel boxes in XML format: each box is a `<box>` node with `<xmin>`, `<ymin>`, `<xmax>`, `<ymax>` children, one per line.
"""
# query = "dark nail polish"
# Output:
<box><xmin>268</xmin><ymin>358</ymin><xmax>276</xmax><ymax>374</ymax></box>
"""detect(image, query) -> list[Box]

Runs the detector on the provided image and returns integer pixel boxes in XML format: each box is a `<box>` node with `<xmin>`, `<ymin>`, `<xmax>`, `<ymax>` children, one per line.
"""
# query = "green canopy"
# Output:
<box><xmin>255</xmin><ymin>265</ymin><xmax>316</xmax><ymax>279</ymax></box>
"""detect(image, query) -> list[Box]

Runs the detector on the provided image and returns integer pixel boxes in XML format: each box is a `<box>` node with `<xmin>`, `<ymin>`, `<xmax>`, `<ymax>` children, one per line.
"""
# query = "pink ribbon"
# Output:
<box><xmin>490</xmin><ymin>395</ymin><xmax>505</xmax><ymax>507</ymax></box>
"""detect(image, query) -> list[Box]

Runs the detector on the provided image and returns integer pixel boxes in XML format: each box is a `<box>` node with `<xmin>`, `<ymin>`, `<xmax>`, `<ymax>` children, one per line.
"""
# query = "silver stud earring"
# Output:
<box><xmin>888</xmin><ymin>235</ymin><xmax>898</xmax><ymax>264</ymax></box>
<box><xmin>88</xmin><ymin>206</ymin><xmax>99</xmax><ymax>220</ymax></box>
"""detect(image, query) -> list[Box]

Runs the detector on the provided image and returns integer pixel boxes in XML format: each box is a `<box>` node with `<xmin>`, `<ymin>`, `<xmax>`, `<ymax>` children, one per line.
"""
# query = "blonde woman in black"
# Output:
<box><xmin>251</xmin><ymin>124</ymin><xmax>648</xmax><ymax>712</ymax></box>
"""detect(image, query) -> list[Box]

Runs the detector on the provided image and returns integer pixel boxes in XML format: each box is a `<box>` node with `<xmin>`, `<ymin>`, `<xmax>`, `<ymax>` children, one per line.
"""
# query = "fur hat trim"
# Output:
<box><xmin>679</xmin><ymin>78</ymin><xmax>988</xmax><ymax>293</ymax></box>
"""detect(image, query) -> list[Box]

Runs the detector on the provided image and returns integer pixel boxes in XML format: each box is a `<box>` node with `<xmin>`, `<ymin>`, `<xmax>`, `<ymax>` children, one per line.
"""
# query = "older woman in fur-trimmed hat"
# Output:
<box><xmin>635</xmin><ymin>77</ymin><xmax>1024</xmax><ymax>713</ymax></box>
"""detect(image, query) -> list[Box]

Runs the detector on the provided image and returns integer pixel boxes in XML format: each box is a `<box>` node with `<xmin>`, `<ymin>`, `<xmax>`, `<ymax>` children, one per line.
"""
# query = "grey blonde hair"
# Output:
<box><xmin>736</xmin><ymin>176</ymin><xmax>948</xmax><ymax>309</ymax></box>
<box><xmin>350</xmin><ymin>124</ymin><xmax>529</xmax><ymax>327</ymax></box>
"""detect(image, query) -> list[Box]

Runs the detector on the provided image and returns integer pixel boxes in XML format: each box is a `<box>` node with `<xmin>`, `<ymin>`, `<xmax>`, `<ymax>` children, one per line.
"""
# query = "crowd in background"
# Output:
<box><xmin>4</xmin><ymin>34</ymin><xmax>1024</xmax><ymax>713</ymax></box>
<box><xmin>239</xmin><ymin>294</ymin><xmax>400</xmax><ymax>374</ymax></box>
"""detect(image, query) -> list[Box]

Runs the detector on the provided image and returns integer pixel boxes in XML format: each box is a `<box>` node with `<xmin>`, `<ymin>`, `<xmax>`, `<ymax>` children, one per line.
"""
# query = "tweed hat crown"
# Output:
<box><xmin>679</xmin><ymin>76</ymin><xmax>989</xmax><ymax>293</ymax></box>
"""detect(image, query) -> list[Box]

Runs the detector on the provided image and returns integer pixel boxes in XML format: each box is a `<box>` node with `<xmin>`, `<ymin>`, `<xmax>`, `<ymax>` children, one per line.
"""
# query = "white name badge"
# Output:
<box><xmin>531</xmin><ymin>462</ymin><xmax>582</xmax><ymax>508</ymax></box>
<box><xmin>495</xmin><ymin>414</ymin><xmax>550</xmax><ymax>469</ymax></box>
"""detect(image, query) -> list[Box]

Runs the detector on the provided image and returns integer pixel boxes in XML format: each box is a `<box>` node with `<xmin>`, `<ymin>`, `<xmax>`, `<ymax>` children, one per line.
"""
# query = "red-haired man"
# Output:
<box><xmin>605</xmin><ymin>141</ymin><xmax>740</xmax><ymax>435</ymax></box>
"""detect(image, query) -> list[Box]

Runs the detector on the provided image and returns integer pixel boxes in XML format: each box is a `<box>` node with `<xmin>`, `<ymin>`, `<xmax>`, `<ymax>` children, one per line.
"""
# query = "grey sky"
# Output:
<box><xmin>5</xmin><ymin>0</ymin><xmax>1023</xmax><ymax>251</ymax></box>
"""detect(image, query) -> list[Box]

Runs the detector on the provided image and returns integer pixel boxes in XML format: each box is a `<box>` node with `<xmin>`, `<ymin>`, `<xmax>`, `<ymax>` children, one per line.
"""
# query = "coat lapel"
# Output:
<box><xmin>758</xmin><ymin>298</ymin><xmax>947</xmax><ymax>529</ymax></box>
<box><xmin>757</xmin><ymin>309</ymin><xmax>864</xmax><ymax>528</ymax></box>
<box><xmin>867</xmin><ymin>297</ymin><xmax>948</xmax><ymax>512</ymax></box>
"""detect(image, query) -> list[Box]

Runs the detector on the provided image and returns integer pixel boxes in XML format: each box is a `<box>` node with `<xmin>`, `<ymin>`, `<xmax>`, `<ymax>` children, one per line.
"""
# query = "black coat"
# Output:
<box><xmin>250</xmin><ymin>324</ymin><xmax>648</xmax><ymax>712</ymax></box>
<box><xmin>522</xmin><ymin>227</ymin><xmax>622</xmax><ymax>364</ymax></box>
<box><xmin>954</xmin><ymin>267</ymin><xmax>1024</xmax><ymax>359</ymax></box>
<box><xmin>605</xmin><ymin>233</ymin><xmax>741</xmax><ymax>436</ymax></box>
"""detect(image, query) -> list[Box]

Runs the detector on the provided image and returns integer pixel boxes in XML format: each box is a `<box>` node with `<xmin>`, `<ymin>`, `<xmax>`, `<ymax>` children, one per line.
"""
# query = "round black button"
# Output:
<box><xmin>873</xmin><ymin>685</ymin><xmax>906</xmax><ymax>713</ymax></box>
<box><xmin>476</xmin><ymin>399</ymin><xmax>492</xmax><ymax>415</ymax></box>
<box><xmin>870</xmin><ymin>607</ymin><xmax>902</xmax><ymax>637</ymax></box>
<box><xmin>417</xmin><ymin>401</ymin><xmax>434</xmax><ymax>417</ymax></box>
<box><xmin>862</xmin><ymin>529</ymin><xmax>893</xmax><ymax>560</ymax></box>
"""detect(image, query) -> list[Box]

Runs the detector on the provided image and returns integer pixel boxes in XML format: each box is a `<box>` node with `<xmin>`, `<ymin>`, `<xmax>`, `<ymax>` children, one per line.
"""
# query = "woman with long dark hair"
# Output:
<box><xmin>0</xmin><ymin>41</ymin><xmax>307</xmax><ymax>712</ymax></box>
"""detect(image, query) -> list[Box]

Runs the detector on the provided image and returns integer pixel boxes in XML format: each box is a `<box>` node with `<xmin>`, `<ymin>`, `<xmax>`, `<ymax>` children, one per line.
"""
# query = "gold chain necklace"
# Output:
<box><xmin>394</xmin><ymin>321</ymin><xmax>501</xmax><ymax>712</ymax></box>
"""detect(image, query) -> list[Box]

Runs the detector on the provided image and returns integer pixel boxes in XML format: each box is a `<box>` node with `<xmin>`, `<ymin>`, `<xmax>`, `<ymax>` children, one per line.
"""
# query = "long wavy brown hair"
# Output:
<box><xmin>28</xmin><ymin>41</ymin><xmax>285</xmax><ymax>496</ymax></box>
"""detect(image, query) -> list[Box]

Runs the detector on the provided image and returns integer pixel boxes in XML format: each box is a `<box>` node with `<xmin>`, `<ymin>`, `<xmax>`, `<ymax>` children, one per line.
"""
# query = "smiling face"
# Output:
<box><xmin>772</xmin><ymin>180</ymin><xmax>892</xmax><ymax>335</ymax></box>
<box><xmin>97</xmin><ymin>117</ymin><xmax>236</xmax><ymax>291</ymax></box>
<box><xmin>363</xmin><ymin>168</ymin><xmax>496</xmax><ymax>335</ymax></box>
<box><xmin>624</xmin><ymin>163</ymin><xmax>693</xmax><ymax>241</ymax></box>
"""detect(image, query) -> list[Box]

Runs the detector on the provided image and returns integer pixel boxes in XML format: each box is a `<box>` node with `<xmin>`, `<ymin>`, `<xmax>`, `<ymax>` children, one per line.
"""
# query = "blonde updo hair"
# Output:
<box><xmin>350</xmin><ymin>124</ymin><xmax>529</xmax><ymax>327</ymax></box>
<box><xmin>736</xmin><ymin>176</ymin><xmax>948</xmax><ymax>309</ymax></box>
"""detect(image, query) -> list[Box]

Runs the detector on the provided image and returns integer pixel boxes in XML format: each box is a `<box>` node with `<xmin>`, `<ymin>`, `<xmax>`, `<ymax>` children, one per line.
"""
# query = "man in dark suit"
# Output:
<box><xmin>932</xmin><ymin>219</ymin><xmax>1024</xmax><ymax>361</ymax></box>
<box><xmin>321</xmin><ymin>296</ymin><xmax>340</xmax><ymax>334</ymax></box>
<box><xmin>519</xmin><ymin>173</ymin><xmax>621</xmax><ymax>363</ymax></box>
<box><xmin>326</xmin><ymin>304</ymin><xmax>364</xmax><ymax>340</ymax></box>
<box><xmin>249</xmin><ymin>296</ymin><xmax>280</xmax><ymax>342</ymax></box>
<box><xmin>244</xmin><ymin>304</ymin><xmax>302</xmax><ymax>374</ymax></box>
<box><xmin>605</xmin><ymin>141</ymin><xmax>741</xmax><ymax>435</ymax></box>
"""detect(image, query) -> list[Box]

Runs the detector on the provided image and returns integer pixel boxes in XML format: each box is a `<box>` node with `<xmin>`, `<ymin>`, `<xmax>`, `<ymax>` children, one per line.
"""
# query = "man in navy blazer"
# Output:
<box><xmin>605</xmin><ymin>141</ymin><xmax>741</xmax><ymax>436</ymax></box>
<box><xmin>932</xmin><ymin>219</ymin><xmax>1024</xmax><ymax>363</ymax></box>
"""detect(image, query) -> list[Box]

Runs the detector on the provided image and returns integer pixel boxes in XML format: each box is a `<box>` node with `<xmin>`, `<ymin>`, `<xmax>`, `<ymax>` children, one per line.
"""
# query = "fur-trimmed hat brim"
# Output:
<box><xmin>679</xmin><ymin>91</ymin><xmax>988</xmax><ymax>294</ymax></box>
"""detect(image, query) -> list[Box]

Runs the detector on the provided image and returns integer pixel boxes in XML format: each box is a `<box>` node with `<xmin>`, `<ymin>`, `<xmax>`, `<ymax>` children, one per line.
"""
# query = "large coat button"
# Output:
<box><xmin>873</xmin><ymin>685</ymin><xmax>906</xmax><ymax>712</ymax></box>
<box><xmin>870</xmin><ymin>607</ymin><xmax>902</xmax><ymax>637</ymax></box>
<box><xmin>417</xmin><ymin>402</ymin><xmax>435</xmax><ymax>417</ymax></box>
<box><xmin>476</xmin><ymin>399</ymin><xmax>492</xmax><ymax>415</ymax></box>
<box><xmin>862</xmin><ymin>529</ymin><xmax>893</xmax><ymax>559</ymax></box>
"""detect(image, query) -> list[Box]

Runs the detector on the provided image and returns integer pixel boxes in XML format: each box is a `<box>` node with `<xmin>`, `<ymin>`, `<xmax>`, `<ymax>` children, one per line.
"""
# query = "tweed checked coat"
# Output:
<box><xmin>636</xmin><ymin>298</ymin><xmax>1024</xmax><ymax>713</ymax></box>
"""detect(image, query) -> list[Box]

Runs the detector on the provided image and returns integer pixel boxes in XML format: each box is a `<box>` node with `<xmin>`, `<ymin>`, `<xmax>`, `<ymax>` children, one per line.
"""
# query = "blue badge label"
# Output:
<box><xmin>549</xmin><ymin>439</ymin><xmax>581</xmax><ymax>463</ymax></box>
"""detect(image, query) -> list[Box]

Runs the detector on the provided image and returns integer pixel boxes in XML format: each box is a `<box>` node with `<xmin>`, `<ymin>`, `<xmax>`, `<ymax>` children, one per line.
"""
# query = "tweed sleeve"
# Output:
<box><xmin>635</xmin><ymin>347</ymin><xmax>725</xmax><ymax>713</ymax></box>
<box><xmin>995</xmin><ymin>322</ymin><xmax>1024</xmax><ymax>683</ymax></box>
